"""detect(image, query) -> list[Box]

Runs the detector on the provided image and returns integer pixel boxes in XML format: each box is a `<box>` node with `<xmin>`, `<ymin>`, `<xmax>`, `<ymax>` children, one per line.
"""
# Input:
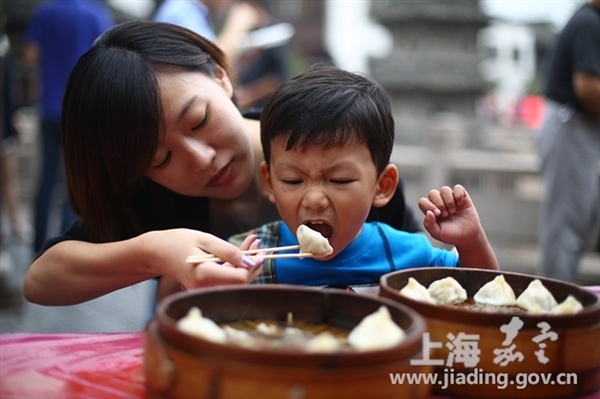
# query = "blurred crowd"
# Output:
<box><xmin>0</xmin><ymin>1</ymin><xmax>598</xmax><ymax>321</ymax></box>
<box><xmin>0</xmin><ymin>0</ymin><xmax>312</xmax><ymax>273</ymax></box>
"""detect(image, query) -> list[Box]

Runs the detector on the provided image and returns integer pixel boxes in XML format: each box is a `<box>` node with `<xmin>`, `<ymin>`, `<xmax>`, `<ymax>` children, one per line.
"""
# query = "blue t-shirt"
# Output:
<box><xmin>26</xmin><ymin>0</ymin><xmax>114</xmax><ymax>120</ymax></box>
<box><xmin>153</xmin><ymin>0</ymin><xmax>216</xmax><ymax>41</ymax></box>
<box><xmin>232</xmin><ymin>221</ymin><xmax>458</xmax><ymax>286</ymax></box>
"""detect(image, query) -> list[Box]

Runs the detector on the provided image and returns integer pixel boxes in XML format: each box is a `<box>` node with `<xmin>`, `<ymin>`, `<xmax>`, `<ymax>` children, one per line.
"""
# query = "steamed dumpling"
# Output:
<box><xmin>527</xmin><ymin>304</ymin><xmax>548</xmax><ymax>315</ymax></box>
<box><xmin>550</xmin><ymin>295</ymin><xmax>583</xmax><ymax>315</ymax></box>
<box><xmin>348</xmin><ymin>306</ymin><xmax>405</xmax><ymax>351</ymax></box>
<box><xmin>473</xmin><ymin>275</ymin><xmax>516</xmax><ymax>306</ymax></box>
<box><xmin>296</xmin><ymin>225</ymin><xmax>333</xmax><ymax>258</ymax></box>
<box><xmin>428</xmin><ymin>277</ymin><xmax>467</xmax><ymax>305</ymax></box>
<box><xmin>399</xmin><ymin>277</ymin><xmax>436</xmax><ymax>304</ymax></box>
<box><xmin>306</xmin><ymin>332</ymin><xmax>342</xmax><ymax>353</ymax></box>
<box><xmin>516</xmin><ymin>279</ymin><xmax>558</xmax><ymax>312</ymax></box>
<box><xmin>177</xmin><ymin>307</ymin><xmax>227</xmax><ymax>343</ymax></box>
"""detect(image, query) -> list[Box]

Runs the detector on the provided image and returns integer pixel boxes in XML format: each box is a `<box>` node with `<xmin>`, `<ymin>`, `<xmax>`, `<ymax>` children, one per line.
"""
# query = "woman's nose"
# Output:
<box><xmin>184</xmin><ymin>138</ymin><xmax>215</xmax><ymax>171</ymax></box>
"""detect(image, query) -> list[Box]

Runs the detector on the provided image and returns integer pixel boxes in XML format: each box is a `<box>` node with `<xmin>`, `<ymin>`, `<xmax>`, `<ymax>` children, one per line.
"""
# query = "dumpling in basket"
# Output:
<box><xmin>428</xmin><ymin>277</ymin><xmax>467</xmax><ymax>305</ymax></box>
<box><xmin>399</xmin><ymin>277</ymin><xmax>436</xmax><ymax>304</ymax></box>
<box><xmin>348</xmin><ymin>306</ymin><xmax>405</xmax><ymax>351</ymax></box>
<box><xmin>516</xmin><ymin>279</ymin><xmax>558</xmax><ymax>312</ymax></box>
<box><xmin>550</xmin><ymin>295</ymin><xmax>583</xmax><ymax>315</ymax></box>
<box><xmin>473</xmin><ymin>275</ymin><xmax>516</xmax><ymax>306</ymax></box>
<box><xmin>306</xmin><ymin>332</ymin><xmax>342</xmax><ymax>353</ymax></box>
<box><xmin>177</xmin><ymin>307</ymin><xmax>227</xmax><ymax>343</ymax></box>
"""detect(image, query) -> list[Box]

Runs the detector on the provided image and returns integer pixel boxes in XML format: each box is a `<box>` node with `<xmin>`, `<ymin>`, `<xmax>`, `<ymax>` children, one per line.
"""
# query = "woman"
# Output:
<box><xmin>23</xmin><ymin>21</ymin><xmax>419</xmax><ymax>306</ymax></box>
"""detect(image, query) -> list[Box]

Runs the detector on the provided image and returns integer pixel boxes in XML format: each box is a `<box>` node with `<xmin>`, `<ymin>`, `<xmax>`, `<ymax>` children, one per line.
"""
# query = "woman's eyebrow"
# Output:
<box><xmin>177</xmin><ymin>95</ymin><xmax>198</xmax><ymax>123</ymax></box>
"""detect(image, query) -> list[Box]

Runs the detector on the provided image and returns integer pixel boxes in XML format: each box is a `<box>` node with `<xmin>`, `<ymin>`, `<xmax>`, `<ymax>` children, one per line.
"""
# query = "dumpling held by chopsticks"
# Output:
<box><xmin>296</xmin><ymin>225</ymin><xmax>333</xmax><ymax>259</ymax></box>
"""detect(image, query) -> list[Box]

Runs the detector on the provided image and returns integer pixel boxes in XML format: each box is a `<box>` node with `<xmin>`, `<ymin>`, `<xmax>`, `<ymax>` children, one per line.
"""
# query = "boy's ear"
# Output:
<box><xmin>259</xmin><ymin>161</ymin><xmax>276</xmax><ymax>204</ymax></box>
<box><xmin>373</xmin><ymin>164</ymin><xmax>399</xmax><ymax>208</ymax></box>
<box><xmin>215</xmin><ymin>65</ymin><xmax>234</xmax><ymax>98</ymax></box>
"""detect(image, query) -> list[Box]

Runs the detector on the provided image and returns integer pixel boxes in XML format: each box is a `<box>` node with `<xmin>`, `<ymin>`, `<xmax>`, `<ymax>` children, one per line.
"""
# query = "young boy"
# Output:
<box><xmin>232</xmin><ymin>65</ymin><xmax>499</xmax><ymax>287</ymax></box>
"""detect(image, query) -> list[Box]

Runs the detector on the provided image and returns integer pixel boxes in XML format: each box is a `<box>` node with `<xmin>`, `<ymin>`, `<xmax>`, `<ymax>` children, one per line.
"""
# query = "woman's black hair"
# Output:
<box><xmin>62</xmin><ymin>20</ymin><xmax>233</xmax><ymax>241</ymax></box>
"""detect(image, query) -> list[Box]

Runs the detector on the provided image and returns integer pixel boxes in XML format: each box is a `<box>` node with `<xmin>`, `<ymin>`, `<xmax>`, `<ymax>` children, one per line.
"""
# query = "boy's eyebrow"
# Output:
<box><xmin>275</xmin><ymin>159</ymin><xmax>363</xmax><ymax>171</ymax></box>
<box><xmin>177</xmin><ymin>95</ymin><xmax>198</xmax><ymax>123</ymax></box>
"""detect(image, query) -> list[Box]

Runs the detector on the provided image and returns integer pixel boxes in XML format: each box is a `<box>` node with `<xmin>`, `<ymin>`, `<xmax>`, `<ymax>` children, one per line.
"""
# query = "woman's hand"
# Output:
<box><xmin>140</xmin><ymin>229</ymin><xmax>263</xmax><ymax>290</ymax></box>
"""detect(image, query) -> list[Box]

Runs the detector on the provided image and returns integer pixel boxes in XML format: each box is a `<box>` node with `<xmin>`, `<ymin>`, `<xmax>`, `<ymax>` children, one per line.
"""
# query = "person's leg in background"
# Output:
<box><xmin>537</xmin><ymin>104</ymin><xmax>600</xmax><ymax>282</ymax></box>
<box><xmin>1</xmin><ymin>138</ymin><xmax>25</xmax><ymax>239</ymax></box>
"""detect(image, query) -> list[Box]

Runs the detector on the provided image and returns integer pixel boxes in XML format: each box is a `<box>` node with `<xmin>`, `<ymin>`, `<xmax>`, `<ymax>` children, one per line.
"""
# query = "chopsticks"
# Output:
<box><xmin>185</xmin><ymin>245</ymin><xmax>315</xmax><ymax>264</ymax></box>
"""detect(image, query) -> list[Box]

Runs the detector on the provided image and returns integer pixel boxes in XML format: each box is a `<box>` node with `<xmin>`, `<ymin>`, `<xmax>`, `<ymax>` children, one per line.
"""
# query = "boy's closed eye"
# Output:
<box><xmin>330</xmin><ymin>179</ymin><xmax>355</xmax><ymax>185</ymax></box>
<box><xmin>280</xmin><ymin>179</ymin><xmax>303</xmax><ymax>185</ymax></box>
<box><xmin>279</xmin><ymin>178</ymin><xmax>356</xmax><ymax>185</ymax></box>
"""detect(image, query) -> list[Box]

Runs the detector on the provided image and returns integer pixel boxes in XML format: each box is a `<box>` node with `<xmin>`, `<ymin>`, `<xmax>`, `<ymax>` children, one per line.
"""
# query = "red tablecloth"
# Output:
<box><xmin>2</xmin><ymin>286</ymin><xmax>599</xmax><ymax>399</ymax></box>
<box><xmin>0</xmin><ymin>332</ymin><xmax>145</xmax><ymax>399</ymax></box>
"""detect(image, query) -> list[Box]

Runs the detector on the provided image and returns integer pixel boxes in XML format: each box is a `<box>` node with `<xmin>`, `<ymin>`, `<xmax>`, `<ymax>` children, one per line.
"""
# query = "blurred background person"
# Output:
<box><xmin>0</xmin><ymin>0</ymin><xmax>26</xmax><ymax>309</ymax></box>
<box><xmin>23</xmin><ymin>0</ymin><xmax>114</xmax><ymax>253</ymax></box>
<box><xmin>1</xmin><ymin>10</ymin><xmax>28</xmax><ymax>246</ymax></box>
<box><xmin>535</xmin><ymin>0</ymin><xmax>600</xmax><ymax>282</ymax></box>
<box><xmin>233</xmin><ymin>0</ymin><xmax>293</xmax><ymax>113</ymax></box>
<box><xmin>153</xmin><ymin>0</ymin><xmax>261</xmax><ymax>64</ymax></box>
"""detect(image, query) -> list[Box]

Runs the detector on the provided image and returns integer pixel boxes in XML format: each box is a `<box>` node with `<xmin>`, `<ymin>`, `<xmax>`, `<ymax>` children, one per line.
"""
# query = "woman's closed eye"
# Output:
<box><xmin>152</xmin><ymin>151</ymin><xmax>172</xmax><ymax>169</ymax></box>
<box><xmin>192</xmin><ymin>109</ymin><xmax>210</xmax><ymax>131</ymax></box>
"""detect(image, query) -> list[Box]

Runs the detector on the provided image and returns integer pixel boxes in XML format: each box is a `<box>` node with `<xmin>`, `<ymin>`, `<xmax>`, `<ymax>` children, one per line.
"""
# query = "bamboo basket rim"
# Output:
<box><xmin>379</xmin><ymin>267</ymin><xmax>600</xmax><ymax>329</ymax></box>
<box><xmin>155</xmin><ymin>284</ymin><xmax>427</xmax><ymax>368</ymax></box>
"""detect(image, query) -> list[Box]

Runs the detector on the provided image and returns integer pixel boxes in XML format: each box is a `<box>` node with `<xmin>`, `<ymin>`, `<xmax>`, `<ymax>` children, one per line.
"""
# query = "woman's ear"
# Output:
<box><xmin>215</xmin><ymin>65</ymin><xmax>234</xmax><ymax>98</ymax></box>
<box><xmin>259</xmin><ymin>161</ymin><xmax>276</xmax><ymax>204</ymax></box>
<box><xmin>373</xmin><ymin>164</ymin><xmax>399</xmax><ymax>208</ymax></box>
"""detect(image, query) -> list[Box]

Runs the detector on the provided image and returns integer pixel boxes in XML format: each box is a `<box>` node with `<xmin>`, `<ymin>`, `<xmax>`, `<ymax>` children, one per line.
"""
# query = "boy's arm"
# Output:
<box><xmin>418</xmin><ymin>185</ymin><xmax>500</xmax><ymax>270</ymax></box>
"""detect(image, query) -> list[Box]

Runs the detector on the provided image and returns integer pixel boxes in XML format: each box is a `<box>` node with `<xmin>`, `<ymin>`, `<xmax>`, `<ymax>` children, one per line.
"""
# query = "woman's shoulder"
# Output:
<box><xmin>35</xmin><ymin>219</ymin><xmax>90</xmax><ymax>258</ymax></box>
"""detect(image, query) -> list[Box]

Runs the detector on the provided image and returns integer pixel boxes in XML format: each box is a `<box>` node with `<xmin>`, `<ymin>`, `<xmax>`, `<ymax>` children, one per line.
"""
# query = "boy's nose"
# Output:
<box><xmin>302</xmin><ymin>186</ymin><xmax>329</xmax><ymax>210</ymax></box>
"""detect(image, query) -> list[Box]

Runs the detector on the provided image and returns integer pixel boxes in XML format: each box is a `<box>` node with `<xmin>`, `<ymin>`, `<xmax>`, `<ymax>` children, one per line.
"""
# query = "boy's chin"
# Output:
<box><xmin>314</xmin><ymin>251</ymin><xmax>337</xmax><ymax>262</ymax></box>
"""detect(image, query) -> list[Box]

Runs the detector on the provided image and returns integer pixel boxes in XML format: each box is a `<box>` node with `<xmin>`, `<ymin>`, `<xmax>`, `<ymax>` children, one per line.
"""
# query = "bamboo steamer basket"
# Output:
<box><xmin>379</xmin><ymin>267</ymin><xmax>600</xmax><ymax>399</ymax></box>
<box><xmin>145</xmin><ymin>285</ymin><xmax>433</xmax><ymax>399</ymax></box>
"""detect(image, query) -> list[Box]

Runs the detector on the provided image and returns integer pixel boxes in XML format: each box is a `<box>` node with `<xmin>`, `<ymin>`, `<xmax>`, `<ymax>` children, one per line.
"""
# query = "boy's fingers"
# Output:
<box><xmin>439</xmin><ymin>186</ymin><xmax>456</xmax><ymax>214</ymax></box>
<box><xmin>453</xmin><ymin>184</ymin><xmax>468</xmax><ymax>207</ymax></box>
<box><xmin>422</xmin><ymin>210</ymin><xmax>440</xmax><ymax>236</ymax></box>
<box><xmin>418</xmin><ymin>197</ymin><xmax>441</xmax><ymax>216</ymax></box>
<box><xmin>427</xmin><ymin>187</ymin><xmax>449</xmax><ymax>217</ymax></box>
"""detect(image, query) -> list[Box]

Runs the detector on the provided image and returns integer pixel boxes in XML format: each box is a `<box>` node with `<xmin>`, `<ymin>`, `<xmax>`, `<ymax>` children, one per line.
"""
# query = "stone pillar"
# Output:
<box><xmin>369</xmin><ymin>0</ymin><xmax>489</xmax><ymax>148</ymax></box>
<box><xmin>426</xmin><ymin>111</ymin><xmax>466</xmax><ymax>190</ymax></box>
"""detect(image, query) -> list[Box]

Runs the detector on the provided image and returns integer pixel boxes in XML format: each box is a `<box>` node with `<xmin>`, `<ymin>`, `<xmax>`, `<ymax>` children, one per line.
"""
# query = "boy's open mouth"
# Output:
<box><xmin>304</xmin><ymin>221</ymin><xmax>333</xmax><ymax>240</ymax></box>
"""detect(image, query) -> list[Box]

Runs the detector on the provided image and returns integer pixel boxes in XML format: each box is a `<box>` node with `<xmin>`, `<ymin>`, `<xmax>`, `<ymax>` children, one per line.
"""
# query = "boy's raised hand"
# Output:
<box><xmin>417</xmin><ymin>184</ymin><xmax>483</xmax><ymax>247</ymax></box>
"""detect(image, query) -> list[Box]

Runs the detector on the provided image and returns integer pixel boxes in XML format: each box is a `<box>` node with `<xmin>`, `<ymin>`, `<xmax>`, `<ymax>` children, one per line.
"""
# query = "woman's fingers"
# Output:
<box><xmin>192</xmin><ymin>261</ymin><xmax>256</xmax><ymax>287</ymax></box>
<box><xmin>195</xmin><ymin>232</ymin><xmax>259</xmax><ymax>268</ymax></box>
<box><xmin>247</xmin><ymin>263</ymin><xmax>265</xmax><ymax>282</ymax></box>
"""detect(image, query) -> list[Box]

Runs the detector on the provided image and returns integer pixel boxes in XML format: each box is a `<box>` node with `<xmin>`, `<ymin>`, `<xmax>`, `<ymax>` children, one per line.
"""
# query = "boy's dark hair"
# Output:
<box><xmin>260</xmin><ymin>64</ymin><xmax>395</xmax><ymax>174</ymax></box>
